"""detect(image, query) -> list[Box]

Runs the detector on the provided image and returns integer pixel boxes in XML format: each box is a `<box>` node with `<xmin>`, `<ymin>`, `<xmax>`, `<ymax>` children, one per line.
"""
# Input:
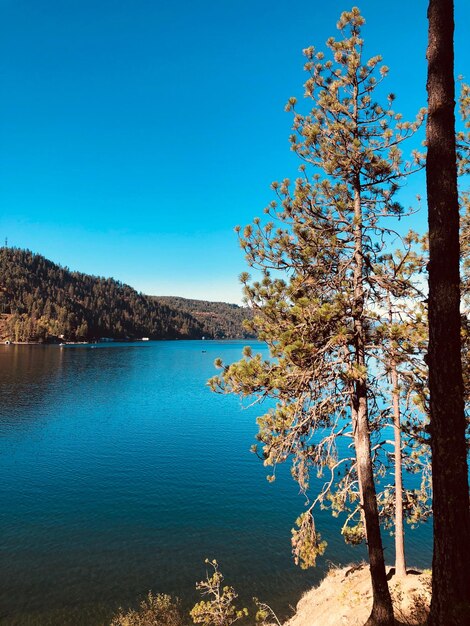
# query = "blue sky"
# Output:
<box><xmin>1</xmin><ymin>1</ymin><xmax>469</xmax><ymax>303</ymax></box>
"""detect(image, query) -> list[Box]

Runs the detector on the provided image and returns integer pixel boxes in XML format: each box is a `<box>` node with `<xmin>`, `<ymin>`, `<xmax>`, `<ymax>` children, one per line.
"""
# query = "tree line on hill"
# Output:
<box><xmin>0</xmin><ymin>247</ymin><xmax>253</xmax><ymax>343</ymax></box>
<box><xmin>154</xmin><ymin>296</ymin><xmax>250</xmax><ymax>340</ymax></box>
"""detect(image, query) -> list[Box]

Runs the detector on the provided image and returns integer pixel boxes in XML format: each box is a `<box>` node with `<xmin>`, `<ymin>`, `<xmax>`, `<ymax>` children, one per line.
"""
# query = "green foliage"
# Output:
<box><xmin>110</xmin><ymin>563</ymin><xmax>280</xmax><ymax>626</ymax></box>
<box><xmin>153</xmin><ymin>296</ymin><xmax>254</xmax><ymax>340</ymax></box>
<box><xmin>253</xmin><ymin>598</ymin><xmax>282</xmax><ymax>626</ymax></box>
<box><xmin>291</xmin><ymin>512</ymin><xmax>327</xmax><ymax>569</ymax></box>
<box><xmin>341</xmin><ymin>522</ymin><xmax>365</xmax><ymax>545</ymax></box>
<box><xmin>210</xmin><ymin>7</ymin><xmax>426</xmax><ymax>570</ymax></box>
<box><xmin>372</xmin><ymin>234</ymin><xmax>433</xmax><ymax>540</ymax></box>
<box><xmin>110</xmin><ymin>592</ymin><xmax>184</xmax><ymax>626</ymax></box>
<box><xmin>458</xmin><ymin>81</ymin><xmax>470</xmax><ymax>413</ymax></box>
<box><xmin>190</xmin><ymin>560</ymin><xmax>248</xmax><ymax>626</ymax></box>
<box><xmin>0</xmin><ymin>247</ymin><xmax>251</xmax><ymax>342</ymax></box>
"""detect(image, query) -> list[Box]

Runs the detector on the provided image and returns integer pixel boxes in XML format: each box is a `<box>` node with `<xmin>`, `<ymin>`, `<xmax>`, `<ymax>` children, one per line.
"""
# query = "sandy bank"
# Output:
<box><xmin>285</xmin><ymin>564</ymin><xmax>431</xmax><ymax>626</ymax></box>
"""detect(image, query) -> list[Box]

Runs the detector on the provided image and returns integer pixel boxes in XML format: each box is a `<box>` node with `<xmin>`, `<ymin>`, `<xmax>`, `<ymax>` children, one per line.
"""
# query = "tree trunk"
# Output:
<box><xmin>426</xmin><ymin>0</ymin><xmax>470</xmax><ymax>623</ymax></box>
<box><xmin>353</xmin><ymin>399</ymin><xmax>395</xmax><ymax>626</ymax></box>
<box><xmin>352</xmin><ymin>183</ymin><xmax>394</xmax><ymax>626</ymax></box>
<box><xmin>391</xmin><ymin>359</ymin><xmax>407</xmax><ymax>578</ymax></box>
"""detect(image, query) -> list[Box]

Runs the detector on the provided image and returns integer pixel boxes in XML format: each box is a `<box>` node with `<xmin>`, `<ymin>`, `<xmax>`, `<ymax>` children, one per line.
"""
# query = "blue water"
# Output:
<box><xmin>0</xmin><ymin>341</ymin><xmax>432</xmax><ymax>625</ymax></box>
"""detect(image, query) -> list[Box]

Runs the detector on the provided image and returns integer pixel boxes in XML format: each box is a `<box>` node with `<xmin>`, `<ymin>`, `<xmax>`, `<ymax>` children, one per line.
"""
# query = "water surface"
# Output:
<box><xmin>0</xmin><ymin>341</ymin><xmax>432</xmax><ymax>625</ymax></box>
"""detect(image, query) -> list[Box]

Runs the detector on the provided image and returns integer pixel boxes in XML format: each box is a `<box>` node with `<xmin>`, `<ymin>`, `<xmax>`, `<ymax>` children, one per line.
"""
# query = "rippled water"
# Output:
<box><xmin>0</xmin><ymin>341</ymin><xmax>432</xmax><ymax>625</ymax></box>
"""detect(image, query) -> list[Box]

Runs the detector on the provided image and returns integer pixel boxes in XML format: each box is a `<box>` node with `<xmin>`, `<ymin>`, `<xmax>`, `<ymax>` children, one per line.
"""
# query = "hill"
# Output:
<box><xmin>153</xmin><ymin>296</ymin><xmax>250</xmax><ymax>340</ymax></box>
<box><xmin>0</xmin><ymin>247</ymin><xmax>253</xmax><ymax>343</ymax></box>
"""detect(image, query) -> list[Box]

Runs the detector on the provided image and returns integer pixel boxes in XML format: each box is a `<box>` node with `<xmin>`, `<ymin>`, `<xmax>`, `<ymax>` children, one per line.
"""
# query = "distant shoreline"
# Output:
<box><xmin>2</xmin><ymin>337</ymin><xmax>253</xmax><ymax>346</ymax></box>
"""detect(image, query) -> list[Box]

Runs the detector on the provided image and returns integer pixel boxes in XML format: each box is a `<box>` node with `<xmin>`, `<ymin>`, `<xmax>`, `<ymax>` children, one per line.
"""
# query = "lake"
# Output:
<box><xmin>0</xmin><ymin>341</ymin><xmax>432</xmax><ymax>625</ymax></box>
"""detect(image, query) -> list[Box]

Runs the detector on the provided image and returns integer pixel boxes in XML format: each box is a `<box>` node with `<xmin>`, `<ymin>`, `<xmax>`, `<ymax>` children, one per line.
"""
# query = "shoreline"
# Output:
<box><xmin>2</xmin><ymin>337</ymin><xmax>253</xmax><ymax>346</ymax></box>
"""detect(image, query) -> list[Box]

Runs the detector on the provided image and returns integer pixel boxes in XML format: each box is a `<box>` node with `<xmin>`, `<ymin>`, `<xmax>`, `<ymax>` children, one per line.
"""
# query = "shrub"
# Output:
<box><xmin>111</xmin><ymin>592</ymin><xmax>184</xmax><ymax>626</ymax></box>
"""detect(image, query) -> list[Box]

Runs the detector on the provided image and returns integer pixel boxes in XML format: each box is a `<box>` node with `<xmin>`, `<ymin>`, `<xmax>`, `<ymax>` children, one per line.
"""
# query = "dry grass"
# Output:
<box><xmin>285</xmin><ymin>564</ymin><xmax>431</xmax><ymax>626</ymax></box>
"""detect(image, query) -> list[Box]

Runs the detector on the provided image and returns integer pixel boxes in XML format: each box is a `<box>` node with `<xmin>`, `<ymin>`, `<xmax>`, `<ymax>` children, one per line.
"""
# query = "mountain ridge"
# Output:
<box><xmin>0</xmin><ymin>247</ymin><xmax>253</xmax><ymax>343</ymax></box>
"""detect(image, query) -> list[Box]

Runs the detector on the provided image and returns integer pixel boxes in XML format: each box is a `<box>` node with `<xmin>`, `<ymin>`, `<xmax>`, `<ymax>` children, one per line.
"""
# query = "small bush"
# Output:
<box><xmin>190</xmin><ymin>559</ymin><xmax>248</xmax><ymax>626</ymax></box>
<box><xmin>111</xmin><ymin>592</ymin><xmax>184</xmax><ymax>626</ymax></box>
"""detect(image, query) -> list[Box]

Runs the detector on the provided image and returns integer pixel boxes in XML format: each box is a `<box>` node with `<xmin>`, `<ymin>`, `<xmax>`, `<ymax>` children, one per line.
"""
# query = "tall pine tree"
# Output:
<box><xmin>211</xmin><ymin>9</ymin><xmax>424</xmax><ymax>625</ymax></box>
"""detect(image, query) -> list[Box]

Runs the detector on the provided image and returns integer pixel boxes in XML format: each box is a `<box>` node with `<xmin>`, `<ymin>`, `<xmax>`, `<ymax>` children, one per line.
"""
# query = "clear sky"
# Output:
<box><xmin>1</xmin><ymin>1</ymin><xmax>469</xmax><ymax>303</ymax></box>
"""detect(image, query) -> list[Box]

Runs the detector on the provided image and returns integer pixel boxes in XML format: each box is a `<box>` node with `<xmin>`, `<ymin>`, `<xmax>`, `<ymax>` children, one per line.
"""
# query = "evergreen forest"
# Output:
<box><xmin>0</xmin><ymin>247</ymin><xmax>253</xmax><ymax>343</ymax></box>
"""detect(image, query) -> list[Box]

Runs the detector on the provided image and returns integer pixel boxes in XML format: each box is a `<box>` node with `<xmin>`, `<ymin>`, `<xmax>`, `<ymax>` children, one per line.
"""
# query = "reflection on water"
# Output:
<box><xmin>0</xmin><ymin>342</ymin><xmax>432</xmax><ymax>625</ymax></box>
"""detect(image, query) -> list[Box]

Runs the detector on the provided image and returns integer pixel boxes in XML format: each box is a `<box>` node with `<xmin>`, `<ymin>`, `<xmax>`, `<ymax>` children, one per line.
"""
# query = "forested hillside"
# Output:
<box><xmin>0</xmin><ymin>248</ymin><xmax>252</xmax><ymax>342</ymax></box>
<box><xmin>154</xmin><ymin>296</ymin><xmax>250</xmax><ymax>339</ymax></box>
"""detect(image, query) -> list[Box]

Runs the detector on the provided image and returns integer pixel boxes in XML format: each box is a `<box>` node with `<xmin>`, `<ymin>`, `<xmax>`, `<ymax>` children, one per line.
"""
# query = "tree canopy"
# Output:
<box><xmin>210</xmin><ymin>8</ymin><xmax>428</xmax><ymax>625</ymax></box>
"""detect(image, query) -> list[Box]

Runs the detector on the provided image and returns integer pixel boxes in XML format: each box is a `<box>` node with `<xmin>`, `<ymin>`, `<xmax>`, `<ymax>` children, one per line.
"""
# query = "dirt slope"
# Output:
<box><xmin>286</xmin><ymin>564</ymin><xmax>431</xmax><ymax>626</ymax></box>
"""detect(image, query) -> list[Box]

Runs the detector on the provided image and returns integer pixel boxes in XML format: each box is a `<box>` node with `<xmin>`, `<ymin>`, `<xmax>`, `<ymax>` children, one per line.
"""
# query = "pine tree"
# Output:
<box><xmin>373</xmin><ymin>233</ymin><xmax>430</xmax><ymax>578</ymax></box>
<box><xmin>211</xmin><ymin>9</ymin><xmax>424</xmax><ymax>625</ymax></box>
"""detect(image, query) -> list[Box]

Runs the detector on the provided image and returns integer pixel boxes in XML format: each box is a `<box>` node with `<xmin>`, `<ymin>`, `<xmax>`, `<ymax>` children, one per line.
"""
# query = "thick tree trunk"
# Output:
<box><xmin>426</xmin><ymin>0</ymin><xmax>470</xmax><ymax>623</ymax></box>
<box><xmin>391</xmin><ymin>359</ymin><xmax>407</xmax><ymax>578</ymax></box>
<box><xmin>352</xmin><ymin>183</ymin><xmax>394</xmax><ymax>626</ymax></box>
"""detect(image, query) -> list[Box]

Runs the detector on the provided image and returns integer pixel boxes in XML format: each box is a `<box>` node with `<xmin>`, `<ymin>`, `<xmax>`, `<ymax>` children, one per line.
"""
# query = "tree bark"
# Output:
<box><xmin>426</xmin><ymin>0</ymin><xmax>470</xmax><ymax>623</ymax></box>
<box><xmin>353</xmin><ymin>398</ymin><xmax>395</xmax><ymax>626</ymax></box>
<box><xmin>352</xmin><ymin>183</ymin><xmax>394</xmax><ymax>626</ymax></box>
